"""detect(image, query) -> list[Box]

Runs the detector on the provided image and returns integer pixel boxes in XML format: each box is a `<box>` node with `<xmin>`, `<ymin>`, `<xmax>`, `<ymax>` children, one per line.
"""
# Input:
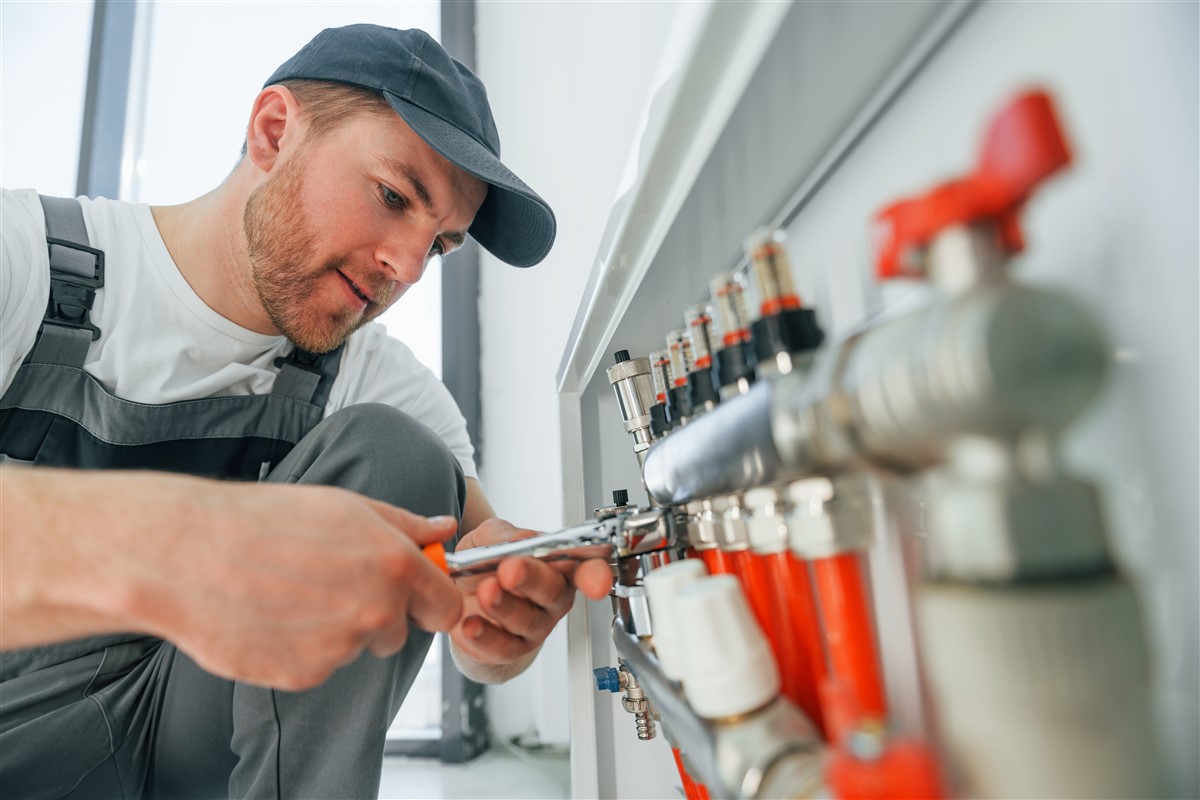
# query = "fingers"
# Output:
<box><xmin>366</xmin><ymin>619</ymin><xmax>410</xmax><ymax>659</ymax></box>
<box><xmin>366</xmin><ymin>499</ymin><xmax>460</xmax><ymax>546</ymax></box>
<box><xmin>458</xmin><ymin>614</ymin><xmax>536</xmax><ymax>664</ymax></box>
<box><xmin>459</xmin><ymin>517</ymin><xmax>538</xmax><ymax>549</ymax></box>
<box><xmin>475</xmin><ymin>575</ymin><xmax>557</xmax><ymax>640</ymax></box>
<box><xmin>363</xmin><ymin>499</ymin><xmax>463</xmax><ymax>633</ymax></box>
<box><xmin>400</xmin><ymin>550</ymin><xmax>464</xmax><ymax>634</ymax></box>
<box><xmin>572</xmin><ymin>559</ymin><xmax>615</xmax><ymax>600</ymax></box>
<box><xmin>497</xmin><ymin>558</ymin><xmax>576</xmax><ymax>618</ymax></box>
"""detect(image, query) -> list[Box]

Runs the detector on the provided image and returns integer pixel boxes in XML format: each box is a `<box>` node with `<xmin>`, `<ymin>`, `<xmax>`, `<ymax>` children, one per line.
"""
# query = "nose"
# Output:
<box><xmin>375</xmin><ymin>227</ymin><xmax>436</xmax><ymax>287</ymax></box>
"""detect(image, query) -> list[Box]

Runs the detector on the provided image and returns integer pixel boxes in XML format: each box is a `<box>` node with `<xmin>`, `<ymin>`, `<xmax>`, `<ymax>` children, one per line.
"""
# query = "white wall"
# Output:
<box><xmin>563</xmin><ymin>1</ymin><xmax>1198</xmax><ymax>797</ymax></box>
<box><xmin>474</xmin><ymin>2</ymin><xmax>680</xmax><ymax>744</ymax></box>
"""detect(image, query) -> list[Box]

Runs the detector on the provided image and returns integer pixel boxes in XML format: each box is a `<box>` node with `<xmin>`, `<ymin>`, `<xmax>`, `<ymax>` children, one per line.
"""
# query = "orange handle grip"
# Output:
<box><xmin>422</xmin><ymin>542</ymin><xmax>449</xmax><ymax>574</ymax></box>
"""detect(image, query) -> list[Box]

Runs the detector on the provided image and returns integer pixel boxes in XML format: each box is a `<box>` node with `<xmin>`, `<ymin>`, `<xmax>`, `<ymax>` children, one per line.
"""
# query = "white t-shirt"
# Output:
<box><xmin>0</xmin><ymin>188</ymin><xmax>477</xmax><ymax>479</ymax></box>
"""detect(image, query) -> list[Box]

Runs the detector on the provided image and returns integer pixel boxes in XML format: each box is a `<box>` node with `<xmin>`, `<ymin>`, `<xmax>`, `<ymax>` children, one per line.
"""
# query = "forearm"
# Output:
<box><xmin>1</xmin><ymin>466</ymin><xmax>149</xmax><ymax>649</ymax></box>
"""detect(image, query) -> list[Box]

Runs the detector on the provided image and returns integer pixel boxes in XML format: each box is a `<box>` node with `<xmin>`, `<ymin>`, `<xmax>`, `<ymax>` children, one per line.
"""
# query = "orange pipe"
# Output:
<box><xmin>728</xmin><ymin>549</ymin><xmax>773</xmax><ymax>636</ymax></box>
<box><xmin>671</xmin><ymin>748</ymin><xmax>699</xmax><ymax>800</ymax></box>
<box><xmin>811</xmin><ymin>553</ymin><xmax>887</xmax><ymax>724</ymax></box>
<box><xmin>826</xmin><ymin>738</ymin><xmax>945</xmax><ymax>800</ymax></box>
<box><xmin>762</xmin><ymin>550</ymin><xmax>826</xmax><ymax>733</ymax></box>
<box><xmin>698</xmin><ymin>547</ymin><xmax>733</xmax><ymax>576</ymax></box>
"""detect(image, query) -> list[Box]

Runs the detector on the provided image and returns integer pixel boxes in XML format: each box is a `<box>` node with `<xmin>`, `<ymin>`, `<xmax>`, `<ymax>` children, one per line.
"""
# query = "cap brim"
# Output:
<box><xmin>384</xmin><ymin>91</ymin><xmax>555</xmax><ymax>268</ymax></box>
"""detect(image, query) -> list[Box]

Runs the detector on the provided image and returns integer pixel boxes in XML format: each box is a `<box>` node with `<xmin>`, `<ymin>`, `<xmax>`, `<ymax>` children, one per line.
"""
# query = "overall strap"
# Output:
<box><xmin>28</xmin><ymin>196</ymin><xmax>105</xmax><ymax>368</ymax></box>
<box><xmin>272</xmin><ymin>343</ymin><xmax>345</xmax><ymax>408</ymax></box>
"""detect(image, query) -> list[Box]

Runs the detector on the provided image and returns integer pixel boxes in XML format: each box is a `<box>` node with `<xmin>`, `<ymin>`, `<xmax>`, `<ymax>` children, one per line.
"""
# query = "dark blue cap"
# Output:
<box><xmin>266</xmin><ymin>25</ymin><xmax>555</xmax><ymax>268</ymax></box>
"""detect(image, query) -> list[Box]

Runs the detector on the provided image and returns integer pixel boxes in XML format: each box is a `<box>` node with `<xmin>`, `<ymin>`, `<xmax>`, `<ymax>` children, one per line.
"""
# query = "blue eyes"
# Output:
<box><xmin>378</xmin><ymin>184</ymin><xmax>446</xmax><ymax>258</ymax></box>
<box><xmin>380</xmin><ymin>185</ymin><xmax>405</xmax><ymax>209</ymax></box>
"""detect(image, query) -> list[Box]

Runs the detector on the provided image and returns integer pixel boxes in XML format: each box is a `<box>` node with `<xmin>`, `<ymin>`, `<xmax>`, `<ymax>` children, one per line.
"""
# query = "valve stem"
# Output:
<box><xmin>648</xmin><ymin>348</ymin><xmax>671</xmax><ymax>437</ymax></box>
<box><xmin>684</xmin><ymin>304</ymin><xmax>720</xmax><ymax>416</ymax></box>
<box><xmin>746</xmin><ymin>227</ymin><xmax>802</xmax><ymax>318</ymax></box>
<box><xmin>744</xmin><ymin>228</ymin><xmax>824</xmax><ymax>378</ymax></box>
<box><xmin>665</xmin><ymin>330</ymin><xmax>695</xmax><ymax>425</ymax></box>
<box><xmin>709</xmin><ymin>271</ymin><xmax>757</xmax><ymax>399</ymax></box>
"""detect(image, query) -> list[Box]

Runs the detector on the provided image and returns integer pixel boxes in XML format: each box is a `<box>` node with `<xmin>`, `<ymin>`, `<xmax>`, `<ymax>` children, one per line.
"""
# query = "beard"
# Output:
<box><xmin>242</xmin><ymin>150</ymin><xmax>379</xmax><ymax>353</ymax></box>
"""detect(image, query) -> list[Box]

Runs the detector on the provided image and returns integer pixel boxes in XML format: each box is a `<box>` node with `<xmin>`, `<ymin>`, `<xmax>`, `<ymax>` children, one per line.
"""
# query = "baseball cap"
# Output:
<box><xmin>265</xmin><ymin>24</ymin><xmax>555</xmax><ymax>268</ymax></box>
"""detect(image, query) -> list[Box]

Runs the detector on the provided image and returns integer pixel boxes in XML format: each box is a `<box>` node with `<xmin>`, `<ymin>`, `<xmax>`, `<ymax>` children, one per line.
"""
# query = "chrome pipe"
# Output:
<box><xmin>443</xmin><ymin>509</ymin><xmax>678</xmax><ymax>577</ymax></box>
<box><xmin>642</xmin><ymin>284</ymin><xmax>1109</xmax><ymax>507</ymax></box>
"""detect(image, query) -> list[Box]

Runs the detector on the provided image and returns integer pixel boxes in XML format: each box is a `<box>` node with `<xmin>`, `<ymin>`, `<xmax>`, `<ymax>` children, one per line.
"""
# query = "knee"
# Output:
<box><xmin>295</xmin><ymin>403</ymin><xmax>466</xmax><ymax>519</ymax></box>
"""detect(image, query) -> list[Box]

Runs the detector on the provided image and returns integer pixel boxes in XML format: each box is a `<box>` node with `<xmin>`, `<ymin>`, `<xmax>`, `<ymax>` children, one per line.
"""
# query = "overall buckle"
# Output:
<box><xmin>45</xmin><ymin>237</ymin><xmax>104</xmax><ymax>341</ymax></box>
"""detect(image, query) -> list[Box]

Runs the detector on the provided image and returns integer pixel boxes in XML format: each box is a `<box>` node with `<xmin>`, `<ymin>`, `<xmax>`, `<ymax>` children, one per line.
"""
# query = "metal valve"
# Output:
<box><xmin>606</xmin><ymin>350</ymin><xmax>657</xmax><ymax>463</ymax></box>
<box><xmin>744</xmin><ymin>228</ymin><xmax>824</xmax><ymax>377</ymax></box>
<box><xmin>594</xmin><ymin>663</ymin><xmax>657</xmax><ymax>740</ymax></box>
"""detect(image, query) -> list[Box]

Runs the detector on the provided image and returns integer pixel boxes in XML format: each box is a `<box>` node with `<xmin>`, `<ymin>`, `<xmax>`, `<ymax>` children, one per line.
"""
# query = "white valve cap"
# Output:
<box><xmin>676</xmin><ymin>575</ymin><xmax>780</xmax><ymax>719</ymax></box>
<box><xmin>743</xmin><ymin>486</ymin><xmax>788</xmax><ymax>552</ymax></box>
<box><xmin>643</xmin><ymin>559</ymin><xmax>708</xmax><ymax>681</ymax></box>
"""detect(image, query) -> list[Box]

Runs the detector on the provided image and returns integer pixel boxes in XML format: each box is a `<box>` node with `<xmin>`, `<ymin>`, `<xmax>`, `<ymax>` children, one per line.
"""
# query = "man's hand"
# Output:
<box><xmin>447</xmin><ymin>518</ymin><xmax>613</xmax><ymax>683</ymax></box>
<box><xmin>2</xmin><ymin>467</ymin><xmax>464</xmax><ymax>691</ymax></box>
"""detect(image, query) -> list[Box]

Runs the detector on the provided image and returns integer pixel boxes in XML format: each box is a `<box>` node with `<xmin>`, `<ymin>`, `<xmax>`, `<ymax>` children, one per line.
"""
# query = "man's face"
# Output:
<box><xmin>243</xmin><ymin>111</ymin><xmax>488</xmax><ymax>353</ymax></box>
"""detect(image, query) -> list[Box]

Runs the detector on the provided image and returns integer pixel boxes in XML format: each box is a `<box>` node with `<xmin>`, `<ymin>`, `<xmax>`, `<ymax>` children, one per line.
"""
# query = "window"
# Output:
<box><xmin>0</xmin><ymin>1</ymin><xmax>93</xmax><ymax>195</ymax></box>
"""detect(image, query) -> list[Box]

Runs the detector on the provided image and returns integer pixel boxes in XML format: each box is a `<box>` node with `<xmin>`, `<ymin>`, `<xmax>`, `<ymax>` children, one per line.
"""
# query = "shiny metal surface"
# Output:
<box><xmin>643</xmin><ymin>283</ymin><xmax>1109</xmax><ymax>506</ymax></box>
<box><xmin>607</xmin><ymin>356</ymin><xmax>657</xmax><ymax>453</ymax></box>
<box><xmin>443</xmin><ymin>509</ymin><xmax>679</xmax><ymax>578</ymax></box>
<box><xmin>643</xmin><ymin>380</ymin><xmax>786</xmax><ymax>505</ymax></box>
<box><xmin>615</xmin><ymin>508</ymin><xmax>679</xmax><ymax>557</ymax></box>
<box><xmin>443</xmin><ymin>518</ymin><xmax>620</xmax><ymax>577</ymax></box>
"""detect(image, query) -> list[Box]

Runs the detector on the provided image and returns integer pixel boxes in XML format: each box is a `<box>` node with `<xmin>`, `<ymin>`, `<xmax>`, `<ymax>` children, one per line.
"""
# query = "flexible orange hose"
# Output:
<box><xmin>811</xmin><ymin>553</ymin><xmax>887</xmax><ymax>724</ymax></box>
<box><xmin>762</xmin><ymin>551</ymin><xmax>826</xmax><ymax>733</ymax></box>
<box><xmin>671</xmin><ymin>748</ymin><xmax>699</xmax><ymax>800</ymax></box>
<box><xmin>699</xmin><ymin>547</ymin><xmax>733</xmax><ymax>576</ymax></box>
<box><xmin>728</xmin><ymin>549</ymin><xmax>773</xmax><ymax>636</ymax></box>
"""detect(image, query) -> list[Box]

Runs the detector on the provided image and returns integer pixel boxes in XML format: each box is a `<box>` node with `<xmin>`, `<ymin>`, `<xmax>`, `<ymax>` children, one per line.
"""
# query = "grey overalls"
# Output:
<box><xmin>0</xmin><ymin>197</ymin><xmax>466</xmax><ymax>799</ymax></box>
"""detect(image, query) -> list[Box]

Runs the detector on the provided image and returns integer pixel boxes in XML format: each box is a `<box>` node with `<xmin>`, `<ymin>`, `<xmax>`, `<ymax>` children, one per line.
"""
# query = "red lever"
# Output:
<box><xmin>872</xmin><ymin>89</ymin><xmax>1072</xmax><ymax>280</ymax></box>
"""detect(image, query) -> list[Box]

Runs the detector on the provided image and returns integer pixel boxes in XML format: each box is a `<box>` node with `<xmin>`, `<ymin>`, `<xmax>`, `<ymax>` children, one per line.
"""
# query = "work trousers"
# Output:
<box><xmin>0</xmin><ymin>404</ymin><xmax>466</xmax><ymax>799</ymax></box>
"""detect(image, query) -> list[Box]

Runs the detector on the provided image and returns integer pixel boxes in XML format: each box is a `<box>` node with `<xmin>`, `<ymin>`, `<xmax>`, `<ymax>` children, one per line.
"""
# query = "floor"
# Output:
<box><xmin>378</xmin><ymin>749</ymin><xmax>571</xmax><ymax>799</ymax></box>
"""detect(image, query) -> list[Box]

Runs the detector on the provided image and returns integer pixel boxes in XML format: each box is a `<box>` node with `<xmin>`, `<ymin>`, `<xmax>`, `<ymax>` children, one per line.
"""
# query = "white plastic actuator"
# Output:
<box><xmin>919</xmin><ymin>578</ymin><xmax>1165</xmax><ymax>799</ymax></box>
<box><xmin>676</xmin><ymin>575</ymin><xmax>780</xmax><ymax>719</ymax></box>
<box><xmin>643</xmin><ymin>559</ymin><xmax>708</xmax><ymax>681</ymax></box>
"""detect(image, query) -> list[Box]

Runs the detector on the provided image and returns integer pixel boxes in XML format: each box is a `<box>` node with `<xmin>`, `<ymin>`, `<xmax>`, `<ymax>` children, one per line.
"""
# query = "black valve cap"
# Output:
<box><xmin>613</xmin><ymin>350</ymin><xmax>631</xmax><ymax>364</ymax></box>
<box><xmin>613</xmin><ymin>489</ymin><xmax>629</xmax><ymax>506</ymax></box>
<box><xmin>752</xmin><ymin>308</ymin><xmax>824</xmax><ymax>363</ymax></box>
<box><xmin>688</xmin><ymin>366</ymin><xmax>720</xmax><ymax>409</ymax></box>
<box><xmin>650</xmin><ymin>403</ymin><xmax>668</xmax><ymax>439</ymax></box>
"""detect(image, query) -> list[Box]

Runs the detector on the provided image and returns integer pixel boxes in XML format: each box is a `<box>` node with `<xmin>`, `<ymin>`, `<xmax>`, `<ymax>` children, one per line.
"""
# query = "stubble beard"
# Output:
<box><xmin>243</xmin><ymin>150</ymin><xmax>370</xmax><ymax>354</ymax></box>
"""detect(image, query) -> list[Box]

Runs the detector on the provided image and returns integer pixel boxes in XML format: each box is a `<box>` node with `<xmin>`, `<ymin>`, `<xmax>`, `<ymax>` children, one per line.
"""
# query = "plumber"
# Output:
<box><xmin>0</xmin><ymin>24</ymin><xmax>612</xmax><ymax>798</ymax></box>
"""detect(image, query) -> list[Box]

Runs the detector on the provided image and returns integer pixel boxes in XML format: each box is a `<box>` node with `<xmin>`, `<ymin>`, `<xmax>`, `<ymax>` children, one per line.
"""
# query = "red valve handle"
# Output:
<box><xmin>872</xmin><ymin>89</ymin><xmax>1072</xmax><ymax>280</ymax></box>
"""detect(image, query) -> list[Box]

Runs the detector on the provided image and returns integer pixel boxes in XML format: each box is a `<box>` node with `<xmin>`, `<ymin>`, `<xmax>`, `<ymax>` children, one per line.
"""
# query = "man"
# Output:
<box><xmin>0</xmin><ymin>24</ymin><xmax>611</xmax><ymax>798</ymax></box>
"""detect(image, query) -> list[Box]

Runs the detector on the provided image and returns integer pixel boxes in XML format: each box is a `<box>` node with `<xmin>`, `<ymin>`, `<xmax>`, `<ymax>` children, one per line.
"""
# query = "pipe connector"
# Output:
<box><xmin>596</xmin><ymin>662</ymin><xmax>658</xmax><ymax>741</ymax></box>
<box><xmin>606</xmin><ymin>350</ymin><xmax>657</xmax><ymax>459</ymax></box>
<box><xmin>786</xmin><ymin>475</ymin><xmax>874</xmax><ymax>559</ymax></box>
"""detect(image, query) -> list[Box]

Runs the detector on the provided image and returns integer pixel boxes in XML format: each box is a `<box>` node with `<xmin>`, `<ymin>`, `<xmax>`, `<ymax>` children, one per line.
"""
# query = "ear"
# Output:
<box><xmin>245</xmin><ymin>86</ymin><xmax>302</xmax><ymax>173</ymax></box>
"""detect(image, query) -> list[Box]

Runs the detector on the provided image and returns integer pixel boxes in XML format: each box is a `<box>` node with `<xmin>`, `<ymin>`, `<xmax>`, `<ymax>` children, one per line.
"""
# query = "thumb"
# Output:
<box><xmin>366</xmin><ymin>500</ymin><xmax>460</xmax><ymax>546</ymax></box>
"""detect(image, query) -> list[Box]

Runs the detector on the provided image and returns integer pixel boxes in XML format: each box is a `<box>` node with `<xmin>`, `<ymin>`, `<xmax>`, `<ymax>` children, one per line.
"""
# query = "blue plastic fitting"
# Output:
<box><xmin>593</xmin><ymin>666</ymin><xmax>621</xmax><ymax>693</ymax></box>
